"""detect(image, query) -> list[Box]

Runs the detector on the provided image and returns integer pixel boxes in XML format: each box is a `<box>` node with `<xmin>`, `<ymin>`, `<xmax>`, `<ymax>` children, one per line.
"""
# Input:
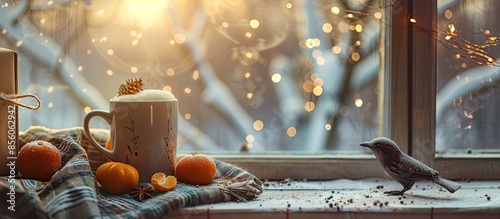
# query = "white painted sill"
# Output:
<box><xmin>166</xmin><ymin>178</ymin><xmax>500</xmax><ymax>219</ymax></box>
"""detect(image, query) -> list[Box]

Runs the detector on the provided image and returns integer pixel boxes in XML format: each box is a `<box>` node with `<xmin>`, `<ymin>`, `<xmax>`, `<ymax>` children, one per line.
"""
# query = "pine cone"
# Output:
<box><xmin>118</xmin><ymin>78</ymin><xmax>145</xmax><ymax>96</ymax></box>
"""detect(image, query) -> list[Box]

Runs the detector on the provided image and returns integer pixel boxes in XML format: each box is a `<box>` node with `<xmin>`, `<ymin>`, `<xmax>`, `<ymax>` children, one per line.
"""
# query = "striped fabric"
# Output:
<box><xmin>0</xmin><ymin>126</ymin><xmax>263</xmax><ymax>218</ymax></box>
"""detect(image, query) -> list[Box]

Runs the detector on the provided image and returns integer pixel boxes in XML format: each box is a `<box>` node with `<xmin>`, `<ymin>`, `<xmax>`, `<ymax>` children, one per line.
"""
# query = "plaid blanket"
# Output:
<box><xmin>0</xmin><ymin>126</ymin><xmax>263</xmax><ymax>218</ymax></box>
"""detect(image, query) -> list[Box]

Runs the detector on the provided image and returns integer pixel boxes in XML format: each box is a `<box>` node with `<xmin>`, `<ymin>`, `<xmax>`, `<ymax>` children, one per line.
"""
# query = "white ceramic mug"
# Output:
<box><xmin>84</xmin><ymin>99</ymin><xmax>177</xmax><ymax>182</ymax></box>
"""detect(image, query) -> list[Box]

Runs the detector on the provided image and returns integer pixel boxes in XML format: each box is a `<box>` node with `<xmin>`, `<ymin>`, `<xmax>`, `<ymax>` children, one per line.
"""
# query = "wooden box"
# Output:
<box><xmin>0</xmin><ymin>48</ymin><xmax>18</xmax><ymax>177</ymax></box>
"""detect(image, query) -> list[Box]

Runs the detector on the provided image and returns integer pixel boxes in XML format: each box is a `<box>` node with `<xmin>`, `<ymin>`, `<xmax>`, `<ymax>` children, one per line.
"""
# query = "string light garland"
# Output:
<box><xmin>437</xmin><ymin>25</ymin><xmax>499</xmax><ymax>66</ymax></box>
<box><xmin>381</xmin><ymin>0</ymin><xmax>500</xmax><ymax>67</ymax></box>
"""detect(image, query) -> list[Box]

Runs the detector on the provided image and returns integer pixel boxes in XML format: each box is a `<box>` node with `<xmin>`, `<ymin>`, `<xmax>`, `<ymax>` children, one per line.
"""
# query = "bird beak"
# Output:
<box><xmin>359</xmin><ymin>141</ymin><xmax>371</xmax><ymax>148</ymax></box>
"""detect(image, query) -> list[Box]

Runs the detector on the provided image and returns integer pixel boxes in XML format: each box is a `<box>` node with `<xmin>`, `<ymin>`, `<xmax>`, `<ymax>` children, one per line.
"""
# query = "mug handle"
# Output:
<box><xmin>83</xmin><ymin>110</ymin><xmax>117</xmax><ymax>161</ymax></box>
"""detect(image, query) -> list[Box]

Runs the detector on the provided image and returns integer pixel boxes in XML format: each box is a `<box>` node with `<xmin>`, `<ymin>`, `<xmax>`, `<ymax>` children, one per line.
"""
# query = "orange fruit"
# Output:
<box><xmin>105</xmin><ymin>138</ymin><xmax>113</xmax><ymax>162</ymax></box>
<box><xmin>105</xmin><ymin>137</ymin><xmax>112</xmax><ymax>151</ymax></box>
<box><xmin>175</xmin><ymin>154</ymin><xmax>216</xmax><ymax>185</ymax></box>
<box><xmin>18</xmin><ymin>140</ymin><xmax>61</xmax><ymax>181</ymax></box>
<box><xmin>95</xmin><ymin>162</ymin><xmax>139</xmax><ymax>194</ymax></box>
<box><xmin>151</xmin><ymin>172</ymin><xmax>176</xmax><ymax>192</ymax></box>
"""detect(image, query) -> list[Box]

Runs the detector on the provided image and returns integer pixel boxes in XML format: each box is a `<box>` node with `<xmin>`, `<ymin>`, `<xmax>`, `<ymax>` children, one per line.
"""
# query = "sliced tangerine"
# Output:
<box><xmin>151</xmin><ymin>172</ymin><xmax>176</xmax><ymax>192</ymax></box>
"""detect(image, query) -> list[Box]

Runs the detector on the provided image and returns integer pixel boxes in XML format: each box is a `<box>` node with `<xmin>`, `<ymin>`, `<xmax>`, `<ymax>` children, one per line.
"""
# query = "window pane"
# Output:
<box><xmin>436</xmin><ymin>0</ymin><xmax>500</xmax><ymax>153</ymax></box>
<box><xmin>1</xmin><ymin>0</ymin><xmax>385</xmax><ymax>152</ymax></box>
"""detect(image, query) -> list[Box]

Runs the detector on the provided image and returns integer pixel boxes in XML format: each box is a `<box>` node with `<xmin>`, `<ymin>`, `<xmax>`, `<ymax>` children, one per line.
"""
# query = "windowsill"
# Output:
<box><xmin>167</xmin><ymin>178</ymin><xmax>499</xmax><ymax>219</ymax></box>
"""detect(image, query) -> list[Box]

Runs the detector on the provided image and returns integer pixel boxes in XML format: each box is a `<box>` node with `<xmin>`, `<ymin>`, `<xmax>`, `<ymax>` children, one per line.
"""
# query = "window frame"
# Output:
<box><xmin>409</xmin><ymin>0</ymin><xmax>500</xmax><ymax>180</ymax></box>
<box><xmin>5</xmin><ymin>0</ymin><xmax>497</xmax><ymax>180</ymax></box>
<box><xmin>213</xmin><ymin>0</ymin><xmax>500</xmax><ymax>180</ymax></box>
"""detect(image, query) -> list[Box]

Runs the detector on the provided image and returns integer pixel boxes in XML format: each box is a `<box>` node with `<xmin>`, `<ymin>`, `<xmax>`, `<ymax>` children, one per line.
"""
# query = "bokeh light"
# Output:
<box><xmin>162</xmin><ymin>86</ymin><xmax>172</xmax><ymax>92</ymax></box>
<box><xmin>313</xmin><ymin>86</ymin><xmax>323</xmax><ymax>96</ymax></box>
<box><xmin>192</xmin><ymin>70</ymin><xmax>199</xmax><ymax>80</ymax></box>
<box><xmin>250</xmin><ymin>19</ymin><xmax>260</xmax><ymax>29</ymax></box>
<box><xmin>246</xmin><ymin>134</ymin><xmax>255</xmax><ymax>143</ymax></box>
<box><xmin>167</xmin><ymin>68</ymin><xmax>175</xmax><ymax>76</ymax></box>
<box><xmin>325</xmin><ymin>124</ymin><xmax>331</xmax><ymax>131</ymax></box>
<box><xmin>305</xmin><ymin>101</ymin><xmax>315</xmax><ymax>112</ymax></box>
<box><xmin>354</xmin><ymin>98</ymin><xmax>363</xmax><ymax>107</ymax></box>
<box><xmin>332</xmin><ymin>45</ymin><xmax>342</xmax><ymax>54</ymax></box>
<box><xmin>331</xmin><ymin>7</ymin><xmax>340</xmax><ymax>14</ymax></box>
<box><xmin>322</xmin><ymin>23</ymin><xmax>333</xmax><ymax>33</ymax></box>
<box><xmin>286</xmin><ymin>127</ymin><xmax>297</xmax><ymax>137</ymax></box>
<box><xmin>271</xmin><ymin>73</ymin><xmax>282</xmax><ymax>83</ymax></box>
<box><xmin>253</xmin><ymin>120</ymin><xmax>264</xmax><ymax>131</ymax></box>
<box><xmin>444</xmin><ymin>10</ymin><xmax>453</xmax><ymax>19</ymax></box>
<box><xmin>351</xmin><ymin>52</ymin><xmax>360</xmax><ymax>61</ymax></box>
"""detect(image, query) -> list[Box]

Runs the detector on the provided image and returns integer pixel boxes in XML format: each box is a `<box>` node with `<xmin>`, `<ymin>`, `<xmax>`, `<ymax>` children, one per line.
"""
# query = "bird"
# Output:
<box><xmin>360</xmin><ymin>137</ymin><xmax>462</xmax><ymax>196</ymax></box>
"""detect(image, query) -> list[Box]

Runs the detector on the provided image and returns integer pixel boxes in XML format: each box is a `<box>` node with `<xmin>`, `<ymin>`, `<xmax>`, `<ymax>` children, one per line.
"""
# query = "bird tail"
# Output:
<box><xmin>434</xmin><ymin>177</ymin><xmax>462</xmax><ymax>193</ymax></box>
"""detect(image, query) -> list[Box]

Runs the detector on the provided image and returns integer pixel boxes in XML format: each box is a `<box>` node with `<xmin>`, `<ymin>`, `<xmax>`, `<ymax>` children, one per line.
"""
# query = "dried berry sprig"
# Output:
<box><xmin>118</xmin><ymin>78</ymin><xmax>145</xmax><ymax>96</ymax></box>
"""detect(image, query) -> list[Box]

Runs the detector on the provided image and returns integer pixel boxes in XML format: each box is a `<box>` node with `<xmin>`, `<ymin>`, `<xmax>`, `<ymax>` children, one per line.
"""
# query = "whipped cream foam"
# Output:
<box><xmin>111</xmin><ymin>89</ymin><xmax>176</xmax><ymax>101</ymax></box>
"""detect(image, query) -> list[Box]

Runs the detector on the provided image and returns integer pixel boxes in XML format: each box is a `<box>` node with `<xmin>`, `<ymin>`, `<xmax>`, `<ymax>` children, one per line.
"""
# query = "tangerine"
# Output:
<box><xmin>175</xmin><ymin>154</ymin><xmax>216</xmax><ymax>185</ymax></box>
<box><xmin>105</xmin><ymin>137</ymin><xmax>113</xmax><ymax>161</ymax></box>
<box><xmin>18</xmin><ymin>140</ymin><xmax>61</xmax><ymax>181</ymax></box>
<box><xmin>105</xmin><ymin>137</ymin><xmax>112</xmax><ymax>151</ymax></box>
<box><xmin>95</xmin><ymin>162</ymin><xmax>139</xmax><ymax>194</ymax></box>
<box><xmin>151</xmin><ymin>172</ymin><xmax>176</xmax><ymax>192</ymax></box>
